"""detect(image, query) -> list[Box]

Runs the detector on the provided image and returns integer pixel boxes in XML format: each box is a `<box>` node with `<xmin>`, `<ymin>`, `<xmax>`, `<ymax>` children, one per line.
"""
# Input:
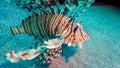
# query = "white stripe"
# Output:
<box><xmin>18</xmin><ymin>27</ymin><xmax>22</xmax><ymax>33</ymax></box>
<box><xmin>59</xmin><ymin>17</ymin><xmax>68</xmax><ymax>32</ymax></box>
<box><xmin>57</xmin><ymin>15</ymin><xmax>67</xmax><ymax>33</ymax></box>
<box><xmin>20</xmin><ymin>25</ymin><xmax>25</xmax><ymax>33</ymax></box>
<box><xmin>60</xmin><ymin>22</ymin><xmax>72</xmax><ymax>36</ymax></box>
<box><xmin>62</xmin><ymin>25</ymin><xmax>71</xmax><ymax>37</ymax></box>
<box><xmin>49</xmin><ymin>14</ymin><xmax>57</xmax><ymax>37</ymax></box>
<box><xmin>14</xmin><ymin>27</ymin><xmax>19</xmax><ymax>34</ymax></box>
<box><xmin>52</xmin><ymin>14</ymin><xmax>62</xmax><ymax>34</ymax></box>
<box><xmin>60</xmin><ymin>18</ymin><xmax>70</xmax><ymax>33</ymax></box>
<box><xmin>11</xmin><ymin>27</ymin><xmax>16</xmax><ymax>34</ymax></box>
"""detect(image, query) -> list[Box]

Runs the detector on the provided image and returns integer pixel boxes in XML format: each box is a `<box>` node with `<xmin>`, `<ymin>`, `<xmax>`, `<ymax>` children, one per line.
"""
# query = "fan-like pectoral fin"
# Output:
<box><xmin>4</xmin><ymin>49</ymin><xmax>40</xmax><ymax>63</ymax></box>
<box><xmin>44</xmin><ymin>34</ymin><xmax>64</xmax><ymax>49</ymax></box>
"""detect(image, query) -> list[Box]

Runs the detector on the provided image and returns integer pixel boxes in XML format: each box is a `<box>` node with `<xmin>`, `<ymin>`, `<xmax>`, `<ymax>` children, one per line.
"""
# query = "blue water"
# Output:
<box><xmin>0</xmin><ymin>0</ymin><xmax>120</xmax><ymax>68</ymax></box>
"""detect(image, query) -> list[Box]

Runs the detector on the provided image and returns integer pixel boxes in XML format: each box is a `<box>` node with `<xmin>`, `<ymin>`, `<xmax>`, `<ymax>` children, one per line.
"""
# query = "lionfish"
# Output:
<box><xmin>5</xmin><ymin>0</ymin><xmax>94</xmax><ymax>64</ymax></box>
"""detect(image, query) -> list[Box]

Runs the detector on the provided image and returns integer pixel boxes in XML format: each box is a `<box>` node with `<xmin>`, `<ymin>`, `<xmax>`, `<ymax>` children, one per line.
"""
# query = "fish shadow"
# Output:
<box><xmin>61</xmin><ymin>44</ymin><xmax>78</xmax><ymax>62</ymax></box>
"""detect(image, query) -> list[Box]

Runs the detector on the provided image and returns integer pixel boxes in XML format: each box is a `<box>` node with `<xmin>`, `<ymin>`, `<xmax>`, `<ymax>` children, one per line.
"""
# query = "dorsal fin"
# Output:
<box><xmin>28</xmin><ymin>15</ymin><xmax>31</xmax><ymax>19</ymax></box>
<box><xmin>15</xmin><ymin>0</ymin><xmax>94</xmax><ymax>22</ymax></box>
<box><xmin>49</xmin><ymin>6</ymin><xmax>55</xmax><ymax>14</ymax></box>
<box><xmin>68</xmin><ymin>0</ymin><xmax>94</xmax><ymax>22</ymax></box>
<box><xmin>31</xmin><ymin>9</ymin><xmax>39</xmax><ymax>16</ymax></box>
<box><xmin>37</xmin><ymin>5</ymin><xmax>51</xmax><ymax>15</ymax></box>
<box><xmin>57</xmin><ymin>5</ymin><xmax>61</xmax><ymax>14</ymax></box>
<box><xmin>63</xmin><ymin>8</ymin><xmax>69</xmax><ymax>15</ymax></box>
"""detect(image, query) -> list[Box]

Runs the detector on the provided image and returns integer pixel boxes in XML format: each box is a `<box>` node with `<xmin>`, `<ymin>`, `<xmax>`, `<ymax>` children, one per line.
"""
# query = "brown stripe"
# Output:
<box><xmin>64</xmin><ymin>30</ymin><xmax>72</xmax><ymax>41</ymax></box>
<box><xmin>49</xmin><ymin>0</ymin><xmax>55</xmax><ymax>5</ymax></box>
<box><xmin>57</xmin><ymin>16</ymin><xmax>68</xmax><ymax>33</ymax></box>
<box><xmin>25</xmin><ymin>18</ymin><xmax>31</xmax><ymax>34</ymax></box>
<box><xmin>63</xmin><ymin>8</ymin><xmax>69</xmax><ymax>15</ymax></box>
<box><xmin>10</xmin><ymin>27</ymin><xmax>15</xmax><ymax>35</ymax></box>
<box><xmin>33</xmin><ymin>15</ymin><xmax>39</xmax><ymax>36</ymax></box>
<box><xmin>49</xmin><ymin>6</ymin><xmax>55</xmax><ymax>14</ymax></box>
<box><xmin>62</xmin><ymin>20</ymin><xmax>72</xmax><ymax>32</ymax></box>
<box><xmin>52</xmin><ymin>14</ymin><xmax>62</xmax><ymax>33</ymax></box>
<box><xmin>33</xmin><ymin>15</ymin><xmax>38</xmax><ymax>36</ymax></box>
<box><xmin>40</xmin><ymin>14</ymin><xmax>46</xmax><ymax>37</ymax></box>
<box><xmin>51</xmin><ymin>14</ymin><xmax>59</xmax><ymax>35</ymax></box>
<box><xmin>44</xmin><ymin>14</ymin><xmax>47</xmax><ymax>32</ymax></box>
<box><xmin>66</xmin><ymin>29</ymin><xmax>76</xmax><ymax>44</ymax></box>
<box><xmin>54</xmin><ymin>15</ymin><xmax>65</xmax><ymax>33</ymax></box>
<box><xmin>78</xmin><ymin>27</ymin><xmax>85</xmax><ymax>40</ymax></box>
<box><xmin>28</xmin><ymin>16</ymin><xmax>35</xmax><ymax>35</ymax></box>
<box><xmin>16</xmin><ymin>26</ymin><xmax>20</xmax><ymax>33</ymax></box>
<box><xmin>41</xmin><ymin>14</ymin><xmax>48</xmax><ymax>37</ymax></box>
<box><xmin>62</xmin><ymin>25</ymin><xmax>71</xmax><ymax>38</ymax></box>
<box><xmin>47</xmin><ymin>14</ymin><xmax>54</xmax><ymax>37</ymax></box>
<box><xmin>57</xmin><ymin>6</ymin><xmax>61</xmax><ymax>14</ymax></box>
<box><xmin>36</xmin><ymin>14</ymin><xmax>44</xmax><ymax>37</ymax></box>
<box><xmin>44</xmin><ymin>14</ymin><xmax>51</xmax><ymax>37</ymax></box>
<box><xmin>72</xmin><ymin>33</ymin><xmax>76</xmax><ymax>44</ymax></box>
<box><xmin>35</xmin><ymin>14</ymin><xmax>40</xmax><ymax>36</ymax></box>
<box><xmin>74</xmin><ymin>31</ymin><xmax>78</xmax><ymax>43</ymax></box>
<box><xmin>22</xmin><ymin>20</ymin><xmax>27</xmax><ymax>33</ymax></box>
<box><xmin>61</xmin><ymin>22</ymin><xmax>73</xmax><ymax>37</ymax></box>
<box><xmin>59</xmin><ymin>19</ymin><xmax>71</xmax><ymax>35</ymax></box>
<box><xmin>67</xmin><ymin>33</ymin><xmax>73</xmax><ymax>44</ymax></box>
<box><xmin>69</xmin><ymin>32</ymin><xmax>74</xmax><ymax>44</ymax></box>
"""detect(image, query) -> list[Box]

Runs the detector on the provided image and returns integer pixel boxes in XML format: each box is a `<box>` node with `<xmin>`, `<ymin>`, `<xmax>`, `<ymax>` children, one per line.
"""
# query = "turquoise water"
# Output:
<box><xmin>0</xmin><ymin>0</ymin><xmax>120</xmax><ymax>68</ymax></box>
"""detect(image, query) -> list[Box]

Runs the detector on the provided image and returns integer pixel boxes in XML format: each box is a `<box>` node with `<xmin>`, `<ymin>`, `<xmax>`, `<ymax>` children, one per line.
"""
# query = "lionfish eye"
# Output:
<box><xmin>73</xmin><ymin>26</ymin><xmax>78</xmax><ymax>32</ymax></box>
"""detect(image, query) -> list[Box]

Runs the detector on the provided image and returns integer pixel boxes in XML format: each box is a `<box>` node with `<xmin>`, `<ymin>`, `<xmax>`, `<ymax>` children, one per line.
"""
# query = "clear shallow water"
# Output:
<box><xmin>80</xmin><ymin>6</ymin><xmax>120</xmax><ymax>68</ymax></box>
<box><xmin>0</xmin><ymin>1</ymin><xmax>120</xmax><ymax>68</ymax></box>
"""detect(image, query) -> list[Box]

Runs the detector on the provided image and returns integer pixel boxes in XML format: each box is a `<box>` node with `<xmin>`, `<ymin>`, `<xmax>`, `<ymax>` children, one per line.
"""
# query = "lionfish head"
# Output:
<box><xmin>71</xmin><ymin>23</ymin><xmax>89</xmax><ymax>48</ymax></box>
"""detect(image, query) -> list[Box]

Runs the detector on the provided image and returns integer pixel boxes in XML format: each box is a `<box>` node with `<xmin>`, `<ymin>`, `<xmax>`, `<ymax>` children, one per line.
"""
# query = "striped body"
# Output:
<box><xmin>10</xmin><ymin>13</ymin><xmax>89</xmax><ymax>46</ymax></box>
